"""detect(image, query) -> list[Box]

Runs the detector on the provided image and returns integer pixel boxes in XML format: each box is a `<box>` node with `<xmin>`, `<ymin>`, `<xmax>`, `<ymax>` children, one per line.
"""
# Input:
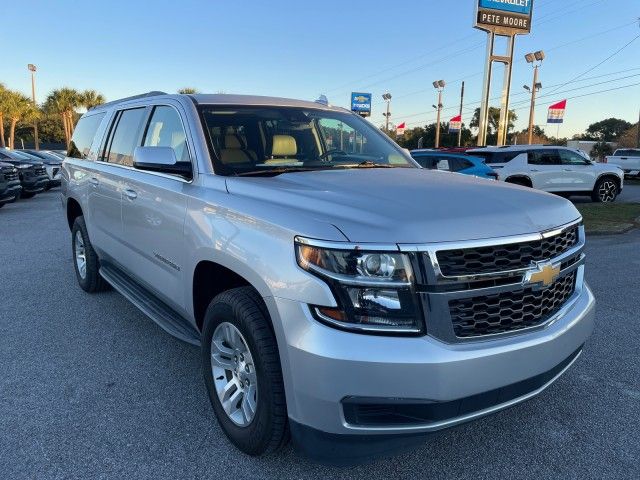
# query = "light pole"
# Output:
<box><xmin>28</xmin><ymin>64</ymin><xmax>39</xmax><ymax>150</ymax></box>
<box><xmin>524</xmin><ymin>51</ymin><xmax>544</xmax><ymax>145</ymax></box>
<box><xmin>382</xmin><ymin>93</ymin><xmax>392</xmax><ymax>133</ymax></box>
<box><xmin>433</xmin><ymin>80</ymin><xmax>445</xmax><ymax>148</ymax></box>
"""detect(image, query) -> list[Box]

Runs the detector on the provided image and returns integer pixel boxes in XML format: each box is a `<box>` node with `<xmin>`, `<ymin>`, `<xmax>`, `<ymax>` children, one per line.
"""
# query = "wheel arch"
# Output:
<box><xmin>66</xmin><ymin>197</ymin><xmax>83</xmax><ymax>230</ymax></box>
<box><xmin>504</xmin><ymin>175</ymin><xmax>533</xmax><ymax>187</ymax></box>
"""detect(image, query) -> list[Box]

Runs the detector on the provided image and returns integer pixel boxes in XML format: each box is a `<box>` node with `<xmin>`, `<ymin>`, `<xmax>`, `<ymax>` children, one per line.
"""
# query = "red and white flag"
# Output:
<box><xmin>449</xmin><ymin>115</ymin><xmax>462</xmax><ymax>133</ymax></box>
<box><xmin>396</xmin><ymin>122</ymin><xmax>406</xmax><ymax>135</ymax></box>
<box><xmin>547</xmin><ymin>100</ymin><xmax>567</xmax><ymax>124</ymax></box>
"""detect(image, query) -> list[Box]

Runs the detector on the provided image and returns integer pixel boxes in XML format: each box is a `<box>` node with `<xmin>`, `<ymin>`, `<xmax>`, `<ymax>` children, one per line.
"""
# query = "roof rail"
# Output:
<box><xmin>90</xmin><ymin>91</ymin><xmax>167</xmax><ymax>110</ymax></box>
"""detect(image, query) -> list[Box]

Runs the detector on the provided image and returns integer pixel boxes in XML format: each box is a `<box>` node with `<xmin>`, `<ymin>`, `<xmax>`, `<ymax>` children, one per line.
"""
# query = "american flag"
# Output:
<box><xmin>547</xmin><ymin>100</ymin><xmax>567</xmax><ymax>124</ymax></box>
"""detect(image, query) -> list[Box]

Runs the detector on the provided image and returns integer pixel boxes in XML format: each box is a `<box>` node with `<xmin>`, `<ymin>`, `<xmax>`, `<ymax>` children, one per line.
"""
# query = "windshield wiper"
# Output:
<box><xmin>337</xmin><ymin>160</ymin><xmax>396</xmax><ymax>169</ymax></box>
<box><xmin>234</xmin><ymin>167</ymin><xmax>326</xmax><ymax>177</ymax></box>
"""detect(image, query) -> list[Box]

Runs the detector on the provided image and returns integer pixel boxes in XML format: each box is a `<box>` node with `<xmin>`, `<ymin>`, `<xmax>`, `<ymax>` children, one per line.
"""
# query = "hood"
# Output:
<box><xmin>225</xmin><ymin>168</ymin><xmax>581</xmax><ymax>244</ymax></box>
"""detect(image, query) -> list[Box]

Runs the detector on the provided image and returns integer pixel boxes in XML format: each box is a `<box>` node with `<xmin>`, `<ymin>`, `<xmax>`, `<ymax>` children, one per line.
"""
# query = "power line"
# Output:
<box><xmin>544</xmin><ymin>33</ymin><xmax>640</xmax><ymax>96</ymax></box>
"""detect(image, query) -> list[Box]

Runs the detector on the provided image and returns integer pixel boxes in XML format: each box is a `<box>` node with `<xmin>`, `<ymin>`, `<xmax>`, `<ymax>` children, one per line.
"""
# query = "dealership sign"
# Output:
<box><xmin>351</xmin><ymin>92</ymin><xmax>372</xmax><ymax>117</ymax></box>
<box><xmin>475</xmin><ymin>0</ymin><xmax>534</xmax><ymax>34</ymax></box>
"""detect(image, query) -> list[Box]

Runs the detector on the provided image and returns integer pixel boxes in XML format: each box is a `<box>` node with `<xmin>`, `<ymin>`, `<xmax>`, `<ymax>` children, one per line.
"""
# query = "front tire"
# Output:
<box><xmin>71</xmin><ymin>216</ymin><xmax>109</xmax><ymax>293</ymax></box>
<box><xmin>21</xmin><ymin>191</ymin><xmax>35</xmax><ymax>199</ymax></box>
<box><xmin>201</xmin><ymin>287</ymin><xmax>288</xmax><ymax>456</ymax></box>
<box><xmin>592</xmin><ymin>177</ymin><xmax>619</xmax><ymax>203</ymax></box>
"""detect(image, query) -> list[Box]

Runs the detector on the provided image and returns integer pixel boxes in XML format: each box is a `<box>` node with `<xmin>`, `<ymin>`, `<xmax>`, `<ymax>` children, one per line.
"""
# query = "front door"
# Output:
<box><xmin>120</xmin><ymin>105</ymin><xmax>191</xmax><ymax>311</ymax></box>
<box><xmin>558</xmin><ymin>149</ymin><xmax>595</xmax><ymax>191</ymax></box>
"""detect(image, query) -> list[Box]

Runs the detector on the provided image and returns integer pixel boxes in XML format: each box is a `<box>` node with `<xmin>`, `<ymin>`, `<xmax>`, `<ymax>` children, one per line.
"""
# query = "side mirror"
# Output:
<box><xmin>133</xmin><ymin>146</ymin><xmax>192</xmax><ymax>178</ymax></box>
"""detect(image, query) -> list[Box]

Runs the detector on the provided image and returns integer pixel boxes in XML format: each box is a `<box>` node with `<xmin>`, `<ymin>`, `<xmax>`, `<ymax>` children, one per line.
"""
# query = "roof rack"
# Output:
<box><xmin>90</xmin><ymin>91</ymin><xmax>167</xmax><ymax>110</ymax></box>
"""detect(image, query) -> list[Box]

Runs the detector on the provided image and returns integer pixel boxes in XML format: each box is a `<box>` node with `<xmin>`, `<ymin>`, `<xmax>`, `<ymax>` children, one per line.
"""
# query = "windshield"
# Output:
<box><xmin>4</xmin><ymin>150</ymin><xmax>35</xmax><ymax>161</ymax></box>
<box><xmin>200</xmin><ymin>106</ymin><xmax>416</xmax><ymax>176</ymax></box>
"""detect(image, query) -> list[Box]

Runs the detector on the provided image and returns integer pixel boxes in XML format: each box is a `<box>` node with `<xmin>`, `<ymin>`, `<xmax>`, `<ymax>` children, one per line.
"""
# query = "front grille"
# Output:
<box><xmin>436</xmin><ymin>226</ymin><xmax>579</xmax><ymax>277</ymax></box>
<box><xmin>448</xmin><ymin>272</ymin><xmax>576</xmax><ymax>338</ymax></box>
<box><xmin>2</xmin><ymin>168</ymin><xmax>18</xmax><ymax>181</ymax></box>
<box><xmin>35</xmin><ymin>166</ymin><xmax>47</xmax><ymax>176</ymax></box>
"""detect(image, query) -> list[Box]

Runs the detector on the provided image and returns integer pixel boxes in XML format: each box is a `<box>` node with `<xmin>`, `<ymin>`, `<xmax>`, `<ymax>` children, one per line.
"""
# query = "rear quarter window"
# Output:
<box><xmin>68</xmin><ymin>113</ymin><xmax>106</xmax><ymax>160</ymax></box>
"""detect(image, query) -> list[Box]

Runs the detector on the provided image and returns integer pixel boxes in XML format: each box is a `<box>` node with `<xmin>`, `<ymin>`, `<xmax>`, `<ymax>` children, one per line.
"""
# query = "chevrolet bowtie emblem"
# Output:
<box><xmin>524</xmin><ymin>262</ymin><xmax>560</xmax><ymax>288</ymax></box>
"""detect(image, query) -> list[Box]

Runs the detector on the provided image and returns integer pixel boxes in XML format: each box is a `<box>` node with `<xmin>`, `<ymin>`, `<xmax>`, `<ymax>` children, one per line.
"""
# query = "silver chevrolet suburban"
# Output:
<box><xmin>61</xmin><ymin>92</ymin><xmax>595</xmax><ymax>462</ymax></box>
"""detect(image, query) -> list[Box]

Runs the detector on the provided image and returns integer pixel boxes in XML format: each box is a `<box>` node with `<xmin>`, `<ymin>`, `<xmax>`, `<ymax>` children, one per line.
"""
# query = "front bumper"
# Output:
<box><xmin>22</xmin><ymin>176</ymin><xmax>49</xmax><ymax>193</ymax></box>
<box><xmin>0</xmin><ymin>182</ymin><xmax>22</xmax><ymax>202</ymax></box>
<box><xmin>267</xmin><ymin>282</ymin><xmax>595</xmax><ymax>442</ymax></box>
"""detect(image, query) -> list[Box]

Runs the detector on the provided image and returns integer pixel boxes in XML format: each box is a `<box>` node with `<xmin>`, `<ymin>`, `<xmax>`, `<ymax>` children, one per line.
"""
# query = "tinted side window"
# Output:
<box><xmin>413</xmin><ymin>156</ymin><xmax>437</xmax><ymax>169</ymax></box>
<box><xmin>559</xmin><ymin>150</ymin><xmax>588</xmax><ymax>166</ymax></box>
<box><xmin>450</xmin><ymin>158</ymin><xmax>473</xmax><ymax>171</ymax></box>
<box><xmin>104</xmin><ymin>108</ymin><xmax>147</xmax><ymax>166</ymax></box>
<box><xmin>68</xmin><ymin>113</ymin><xmax>106</xmax><ymax>159</ymax></box>
<box><xmin>528</xmin><ymin>150</ymin><xmax>561</xmax><ymax>166</ymax></box>
<box><xmin>143</xmin><ymin>106</ymin><xmax>190</xmax><ymax>163</ymax></box>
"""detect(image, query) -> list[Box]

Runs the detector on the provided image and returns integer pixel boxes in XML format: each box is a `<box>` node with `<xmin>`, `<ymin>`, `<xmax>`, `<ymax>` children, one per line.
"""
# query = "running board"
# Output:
<box><xmin>100</xmin><ymin>264</ymin><xmax>201</xmax><ymax>346</ymax></box>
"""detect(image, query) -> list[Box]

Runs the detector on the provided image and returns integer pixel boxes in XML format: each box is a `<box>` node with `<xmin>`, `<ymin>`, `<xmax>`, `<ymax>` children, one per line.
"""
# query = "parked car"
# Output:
<box><xmin>468</xmin><ymin>145</ymin><xmax>624</xmax><ymax>202</ymax></box>
<box><xmin>604</xmin><ymin>148</ymin><xmax>640</xmax><ymax>177</ymax></box>
<box><xmin>19</xmin><ymin>149</ymin><xmax>63</xmax><ymax>189</ymax></box>
<box><xmin>0</xmin><ymin>161</ymin><xmax>22</xmax><ymax>207</ymax></box>
<box><xmin>410</xmin><ymin>150</ymin><xmax>498</xmax><ymax>179</ymax></box>
<box><xmin>0</xmin><ymin>149</ymin><xmax>49</xmax><ymax>198</ymax></box>
<box><xmin>62</xmin><ymin>92</ymin><xmax>594</xmax><ymax>462</ymax></box>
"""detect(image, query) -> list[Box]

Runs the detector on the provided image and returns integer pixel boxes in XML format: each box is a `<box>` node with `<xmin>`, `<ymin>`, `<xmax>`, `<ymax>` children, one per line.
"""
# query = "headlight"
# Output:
<box><xmin>16</xmin><ymin>164</ymin><xmax>31</xmax><ymax>169</ymax></box>
<box><xmin>295</xmin><ymin>238</ymin><xmax>422</xmax><ymax>334</ymax></box>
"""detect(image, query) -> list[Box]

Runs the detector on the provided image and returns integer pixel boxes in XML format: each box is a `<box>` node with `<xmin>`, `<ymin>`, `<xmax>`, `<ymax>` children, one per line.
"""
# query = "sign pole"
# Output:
<box><xmin>497</xmin><ymin>34</ymin><xmax>515</xmax><ymax>146</ymax></box>
<box><xmin>477</xmin><ymin>31</ymin><xmax>495</xmax><ymax>146</ymax></box>
<box><xmin>458</xmin><ymin>81</ymin><xmax>465</xmax><ymax>147</ymax></box>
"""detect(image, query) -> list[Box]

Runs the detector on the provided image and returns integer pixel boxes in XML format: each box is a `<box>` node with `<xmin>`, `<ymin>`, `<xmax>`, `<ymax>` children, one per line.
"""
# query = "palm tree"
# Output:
<box><xmin>78</xmin><ymin>89</ymin><xmax>106</xmax><ymax>110</ymax></box>
<box><xmin>4</xmin><ymin>90</ymin><xmax>39</xmax><ymax>149</ymax></box>
<box><xmin>178</xmin><ymin>87</ymin><xmax>198</xmax><ymax>94</ymax></box>
<box><xmin>0</xmin><ymin>83</ymin><xmax>7</xmax><ymax>148</ymax></box>
<box><xmin>43</xmin><ymin>88</ymin><xmax>80</xmax><ymax>148</ymax></box>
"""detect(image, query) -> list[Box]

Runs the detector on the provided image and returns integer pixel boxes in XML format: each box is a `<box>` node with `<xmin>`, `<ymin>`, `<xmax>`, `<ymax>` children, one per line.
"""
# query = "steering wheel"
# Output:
<box><xmin>318</xmin><ymin>149</ymin><xmax>348</xmax><ymax>161</ymax></box>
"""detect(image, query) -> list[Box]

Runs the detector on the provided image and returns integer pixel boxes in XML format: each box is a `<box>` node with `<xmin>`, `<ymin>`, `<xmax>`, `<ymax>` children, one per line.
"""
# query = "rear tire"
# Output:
<box><xmin>201</xmin><ymin>287</ymin><xmax>289</xmax><ymax>456</ymax></box>
<box><xmin>71</xmin><ymin>216</ymin><xmax>109</xmax><ymax>293</ymax></box>
<box><xmin>591</xmin><ymin>176</ymin><xmax>619</xmax><ymax>203</ymax></box>
<box><xmin>20</xmin><ymin>191</ymin><xmax>35</xmax><ymax>199</ymax></box>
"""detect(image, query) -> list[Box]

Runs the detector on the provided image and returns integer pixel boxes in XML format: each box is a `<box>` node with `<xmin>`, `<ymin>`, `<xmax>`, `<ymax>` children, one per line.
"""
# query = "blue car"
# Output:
<box><xmin>410</xmin><ymin>150</ymin><xmax>498</xmax><ymax>180</ymax></box>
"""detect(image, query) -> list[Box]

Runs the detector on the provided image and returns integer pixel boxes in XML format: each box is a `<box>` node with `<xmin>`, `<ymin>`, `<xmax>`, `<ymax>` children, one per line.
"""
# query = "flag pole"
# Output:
<box><xmin>457</xmin><ymin>81</ymin><xmax>465</xmax><ymax>147</ymax></box>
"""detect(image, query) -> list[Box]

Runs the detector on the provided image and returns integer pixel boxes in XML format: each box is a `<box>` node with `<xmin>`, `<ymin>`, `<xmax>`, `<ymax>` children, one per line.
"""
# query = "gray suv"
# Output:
<box><xmin>61</xmin><ymin>92</ymin><xmax>595</xmax><ymax>462</ymax></box>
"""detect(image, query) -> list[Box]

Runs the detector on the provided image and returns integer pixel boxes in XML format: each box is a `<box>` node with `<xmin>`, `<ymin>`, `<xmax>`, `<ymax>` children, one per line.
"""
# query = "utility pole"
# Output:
<box><xmin>28</xmin><ymin>64</ymin><xmax>39</xmax><ymax>150</ymax></box>
<box><xmin>637</xmin><ymin>108</ymin><xmax>640</xmax><ymax>148</ymax></box>
<box><xmin>525</xmin><ymin>51</ymin><xmax>545</xmax><ymax>145</ymax></box>
<box><xmin>433</xmin><ymin>80</ymin><xmax>445</xmax><ymax>148</ymax></box>
<box><xmin>458</xmin><ymin>81</ymin><xmax>465</xmax><ymax>147</ymax></box>
<box><xmin>382</xmin><ymin>93</ymin><xmax>392</xmax><ymax>133</ymax></box>
<box><xmin>527</xmin><ymin>65</ymin><xmax>539</xmax><ymax>145</ymax></box>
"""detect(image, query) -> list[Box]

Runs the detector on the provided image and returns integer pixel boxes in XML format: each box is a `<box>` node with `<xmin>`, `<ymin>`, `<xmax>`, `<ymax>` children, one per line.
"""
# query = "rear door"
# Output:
<box><xmin>91</xmin><ymin>107</ymin><xmax>148</xmax><ymax>263</ymax></box>
<box><xmin>120</xmin><ymin>104</ymin><xmax>191</xmax><ymax>311</ymax></box>
<box><xmin>527</xmin><ymin>149</ymin><xmax>567</xmax><ymax>191</ymax></box>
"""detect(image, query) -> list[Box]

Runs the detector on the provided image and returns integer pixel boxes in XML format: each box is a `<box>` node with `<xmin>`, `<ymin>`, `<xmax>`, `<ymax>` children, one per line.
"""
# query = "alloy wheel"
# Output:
<box><xmin>598</xmin><ymin>180</ymin><xmax>617</xmax><ymax>202</ymax></box>
<box><xmin>74</xmin><ymin>230</ymin><xmax>87</xmax><ymax>279</ymax></box>
<box><xmin>211</xmin><ymin>322</ymin><xmax>258</xmax><ymax>427</ymax></box>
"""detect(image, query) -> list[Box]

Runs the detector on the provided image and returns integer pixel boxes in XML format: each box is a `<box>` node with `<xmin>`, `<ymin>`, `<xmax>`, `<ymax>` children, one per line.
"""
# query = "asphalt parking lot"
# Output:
<box><xmin>1</xmin><ymin>190</ymin><xmax>639</xmax><ymax>480</ymax></box>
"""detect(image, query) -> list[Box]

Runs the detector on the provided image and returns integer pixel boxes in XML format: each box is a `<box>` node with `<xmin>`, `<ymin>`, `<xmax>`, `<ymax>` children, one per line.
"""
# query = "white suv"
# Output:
<box><xmin>469</xmin><ymin>145</ymin><xmax>624</xmax><ymax>202</ymax></box>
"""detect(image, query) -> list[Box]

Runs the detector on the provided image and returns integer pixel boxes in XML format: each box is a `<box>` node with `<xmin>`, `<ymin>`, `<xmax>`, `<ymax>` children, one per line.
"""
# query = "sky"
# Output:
<box><xmin>3</xmin><ymin>0</ymin><xmax>640</xmax><ymax>137</ymax></box>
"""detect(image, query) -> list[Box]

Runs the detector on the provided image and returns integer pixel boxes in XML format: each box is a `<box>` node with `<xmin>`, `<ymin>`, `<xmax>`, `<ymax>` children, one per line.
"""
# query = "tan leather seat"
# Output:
<box><xmin>220</xmin><ymin>134</ymin><xmax>254</xmax><ymax>164</ymax></box>
<box><xmin>265</xmin><ymin>135</ymin><xmax>298</xmax><ymax>165</ymax></box>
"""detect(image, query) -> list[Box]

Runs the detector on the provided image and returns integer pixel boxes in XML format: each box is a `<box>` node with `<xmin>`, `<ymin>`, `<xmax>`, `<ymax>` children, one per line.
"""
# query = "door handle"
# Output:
<box><xmin>124</xmin><ymin>189</ymin><xmax>138</xmax><ymax>200</ymax></box>
<box><xmin>563</xmin><ymin>169</ymin><xmax>573</xmax><ymax>171</ymax></box>
<box><xmin>530</xmin><ymin>169</ymin><xmax>539</xmax><ymax>172</ymax></box>
<box><xmin>89</xmin><ymin>177</ymin><xmax>99</xmax><ymax>186</ymax></box>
